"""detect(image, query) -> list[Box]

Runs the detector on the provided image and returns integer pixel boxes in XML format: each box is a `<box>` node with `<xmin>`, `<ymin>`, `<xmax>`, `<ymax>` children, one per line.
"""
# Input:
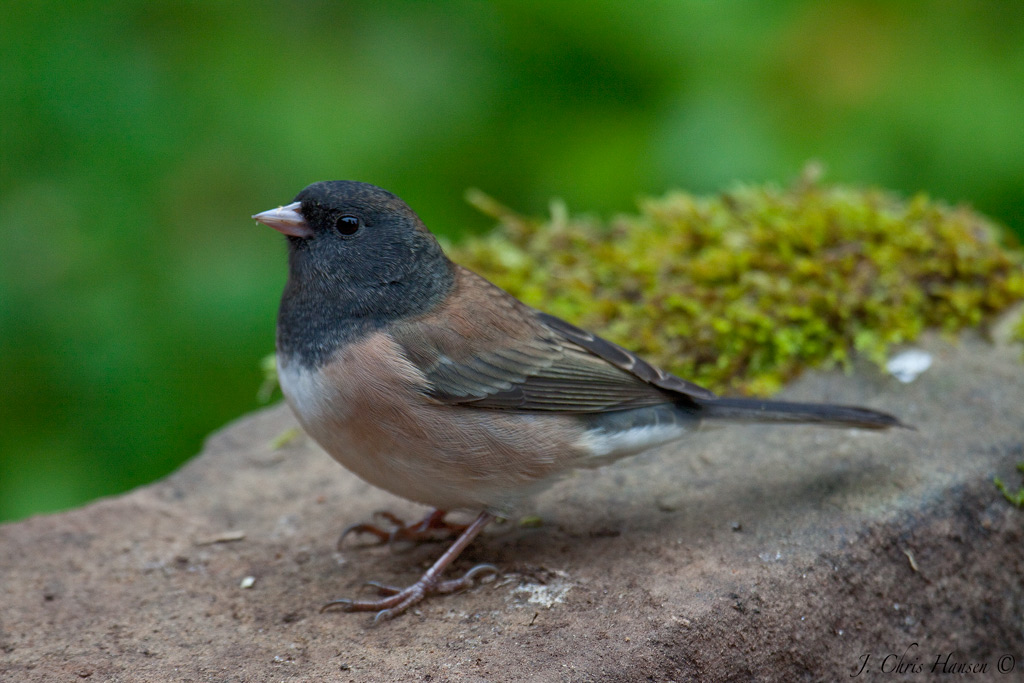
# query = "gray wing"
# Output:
<box><xmin>534</xmin><ymin>312</ymin><xmax>715</xmax><ymax>401</ymax></box>
<box><xmin>390</xmin><ymin>273</ymin><xmax>714</xmax><ymax>412</ymax></box>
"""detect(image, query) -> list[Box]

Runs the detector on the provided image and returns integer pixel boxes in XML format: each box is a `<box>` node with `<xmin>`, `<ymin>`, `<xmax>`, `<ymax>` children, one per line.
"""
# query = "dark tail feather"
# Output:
<box><xmin>696</xmin><ymin>397</ymin><xmax>907</xmax><ymax>430</ymax></box>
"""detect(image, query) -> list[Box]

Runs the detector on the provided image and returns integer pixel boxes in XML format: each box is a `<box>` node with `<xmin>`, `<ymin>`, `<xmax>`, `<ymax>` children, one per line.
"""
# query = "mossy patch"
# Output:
<box><xmin>451</xmin><ymin>172</ymin><xmax>1024</xmax><ymax>395</ymax></box>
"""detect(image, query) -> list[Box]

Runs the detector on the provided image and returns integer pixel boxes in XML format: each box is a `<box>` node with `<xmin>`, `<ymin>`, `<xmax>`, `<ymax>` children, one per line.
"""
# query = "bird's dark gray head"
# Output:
<box><xmin>254</xmin><ymin>180</ymin><xmax>454</xmax><ymax>365</ymax></box>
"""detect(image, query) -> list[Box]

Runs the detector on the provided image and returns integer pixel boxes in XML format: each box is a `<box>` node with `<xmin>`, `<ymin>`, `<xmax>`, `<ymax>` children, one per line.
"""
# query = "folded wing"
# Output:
<box><xmin>391</xmin><ymin>267</ymin><xmax>714</xmax><ymax>413</ymax></box>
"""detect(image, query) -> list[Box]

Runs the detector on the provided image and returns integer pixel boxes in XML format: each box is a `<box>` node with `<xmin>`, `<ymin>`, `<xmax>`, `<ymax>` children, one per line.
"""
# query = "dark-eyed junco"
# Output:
<box><xmin>253</xmin><ymin>180</ymin><xmax>902</xmax><ymax>620</ymax></box>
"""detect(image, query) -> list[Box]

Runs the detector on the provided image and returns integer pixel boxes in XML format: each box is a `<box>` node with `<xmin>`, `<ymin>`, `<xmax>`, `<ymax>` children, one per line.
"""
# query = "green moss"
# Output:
<box><xmin>257</xmin><ymin>353</ymin><xmax>280</xmax><ymax>403</ymax></box>
<box><xmin>269</xmin><ymin>426</ymin><xmax>302</xmax><ymax>451</ymax></box>
<box><xmin>452</xmin><ymin>173</ymin><xmax>1024</xmax><ymax>395</ymax></box>
<box><xmin>993</xmin><ymin>463</ymin><xmax>1024</xmax><ymax>509</ymax></box>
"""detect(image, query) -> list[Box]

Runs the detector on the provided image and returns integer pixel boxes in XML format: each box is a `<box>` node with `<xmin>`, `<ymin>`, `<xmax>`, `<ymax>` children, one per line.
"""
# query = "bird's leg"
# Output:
<box><xmin>322</xmin><ymin>511</ymin><xmax>497</xmax><ymax>621</ymax></box>
<box><xmin>337</xmin><ymin>508</ymin><xmax>470</xmax><ymax>549</ymax></box>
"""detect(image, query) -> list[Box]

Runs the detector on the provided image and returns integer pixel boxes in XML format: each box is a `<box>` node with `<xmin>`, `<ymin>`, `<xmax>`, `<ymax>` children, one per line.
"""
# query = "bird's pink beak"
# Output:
<box><xmin>252</xmin><ymin>201</ymin><xmax>314</xmax><ymax>238</ymax></box>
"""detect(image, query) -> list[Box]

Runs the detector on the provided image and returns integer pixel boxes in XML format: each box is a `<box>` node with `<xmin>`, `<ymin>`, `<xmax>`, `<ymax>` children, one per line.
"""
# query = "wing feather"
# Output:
<box><xmin>390</xmin><ymin>267</ymin><xmax>714</xmax><ymax>413</ymax></box>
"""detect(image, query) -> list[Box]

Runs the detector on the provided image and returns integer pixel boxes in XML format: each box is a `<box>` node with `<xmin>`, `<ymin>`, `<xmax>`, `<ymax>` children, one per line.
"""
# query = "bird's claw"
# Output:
<box><xmin>321</xmin><ymin>562</ymin><xmax>499</xmax><ymax>620</ymax></box>
<box><xmin>319</xmin><ymin>597</ymin><xmax>353</xmax><ymax>613</ymax></box>
<box><xmin>336</xmin><ymin>509</ymin><xmax>467</xmax><ymax>550</ymax></box>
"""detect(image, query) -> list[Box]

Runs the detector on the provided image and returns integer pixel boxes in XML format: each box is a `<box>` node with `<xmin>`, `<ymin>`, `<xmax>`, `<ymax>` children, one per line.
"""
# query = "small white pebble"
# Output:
<box><xmin>240</xmin><ymin>576</ymin><xmax>256</xmax><ymax>589</ymax></box>
<box><xmin>886</xmin><ymin>349</ymin><xmax>933</xmax><ymax>383</ymax></box>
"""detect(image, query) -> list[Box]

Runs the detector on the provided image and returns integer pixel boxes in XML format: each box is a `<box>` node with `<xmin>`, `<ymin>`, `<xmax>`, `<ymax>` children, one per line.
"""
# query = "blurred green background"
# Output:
<box><xmin>2</xmin><ymin>1</ymin><xmax>1023</xmax><ymax>522</ymax></box>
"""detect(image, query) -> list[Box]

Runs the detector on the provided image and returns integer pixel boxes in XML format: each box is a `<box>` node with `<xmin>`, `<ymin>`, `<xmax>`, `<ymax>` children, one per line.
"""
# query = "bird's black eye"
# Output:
<box><xmin>335</xmin><ymin>214</ymin><xmax>360</xmax><ymax>236</ymax></box>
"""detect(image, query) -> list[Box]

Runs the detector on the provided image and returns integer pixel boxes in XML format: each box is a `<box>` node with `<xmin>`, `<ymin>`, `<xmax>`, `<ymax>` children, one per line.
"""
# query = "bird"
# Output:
<box><xmin>253</xmin><ymin>180</ymin><xmax>903</xmax><ymax>621</ymax></box>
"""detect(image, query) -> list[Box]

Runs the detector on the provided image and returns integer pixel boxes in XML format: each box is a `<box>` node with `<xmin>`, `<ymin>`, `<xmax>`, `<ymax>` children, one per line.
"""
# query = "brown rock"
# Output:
<box><xmin>2</xmin><ymin>326</ymin><xmax>1022</xmax><ymax>681</ymax></box>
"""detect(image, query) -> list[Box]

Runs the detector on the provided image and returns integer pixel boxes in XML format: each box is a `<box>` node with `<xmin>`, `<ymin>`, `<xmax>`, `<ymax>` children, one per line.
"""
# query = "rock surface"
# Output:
<box><xmin>2</xmin><ymin>324</ymin><xmax>1023</xmax><ymax>682</ymax></box>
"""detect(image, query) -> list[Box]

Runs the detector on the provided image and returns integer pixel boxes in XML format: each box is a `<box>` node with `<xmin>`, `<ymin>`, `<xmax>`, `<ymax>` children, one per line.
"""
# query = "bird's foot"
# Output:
<box><xmin>323</xmin><ymin>511</ymin><xmax>496</xmax><ymax>621</ymax></box>
<box><xmin>320</xmin><ymin>563</ymin><xmax>498</xmax><ymax>621</ymax></box>
<box><xmin>337</xmin><ymin>508</ymin><xmax>468</xmax><ymax>549</ymax></box>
